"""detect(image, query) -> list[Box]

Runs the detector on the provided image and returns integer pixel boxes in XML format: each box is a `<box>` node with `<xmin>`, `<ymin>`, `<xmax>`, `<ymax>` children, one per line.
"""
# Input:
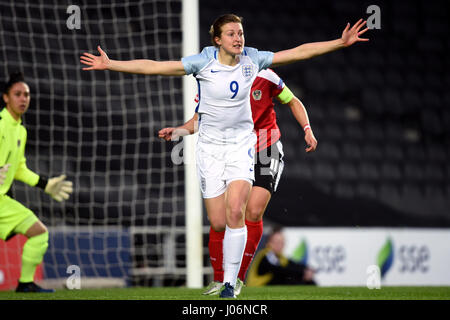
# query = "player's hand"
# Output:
<box><xmin>0</xmin><ymin>164</ymin><xmax>10</xmax><ymax>185</ymax></box>
<box><xmin>45</xmin><ymin>175</ymin><xmax>73</xmax><ymax>202</ymax></box>
<box><xmin>158</xmin><ymin>127</ymin><xmax>177</xmax><ymax>141</ymax></box>
<box><xmin>305</xmin><ymin>130</ymin><xmax>317</xmax><ymax>153</ymax></box>
<box><xmin>341</xmin><ymin>19</ymin><xmax>369</xmax><ymax>47</ymax></box>
<box><xmin>80</xmin><ymin>46</ymin><xmax>110</xmax><ymax>70</ymax></box>
<box><xmin>158</xmin><ymin>127</ymin><xmax>190</xmax><ymax>141</ymax></box>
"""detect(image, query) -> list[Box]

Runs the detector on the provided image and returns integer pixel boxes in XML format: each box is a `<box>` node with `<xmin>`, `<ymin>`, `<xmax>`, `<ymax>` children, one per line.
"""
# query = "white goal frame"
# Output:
<box><xmin>182</xmin><ymin>0</ymin><xmax>203</xmax><ymax>288</ymax></box>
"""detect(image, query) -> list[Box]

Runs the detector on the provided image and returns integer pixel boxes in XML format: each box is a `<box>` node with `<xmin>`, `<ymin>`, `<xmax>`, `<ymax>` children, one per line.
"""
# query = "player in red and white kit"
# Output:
<box><xmin>159</xmin><ymin>68</ymin><xmax>317</xmax><ymax>295</ymax></box>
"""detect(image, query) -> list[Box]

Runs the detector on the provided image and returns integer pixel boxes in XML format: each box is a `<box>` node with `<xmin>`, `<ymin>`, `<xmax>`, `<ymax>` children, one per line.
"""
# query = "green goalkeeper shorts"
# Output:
<box><xmin>0</xmin><ymin>194</ymin><xmax>39</xmax><ymax>240</ymax></box>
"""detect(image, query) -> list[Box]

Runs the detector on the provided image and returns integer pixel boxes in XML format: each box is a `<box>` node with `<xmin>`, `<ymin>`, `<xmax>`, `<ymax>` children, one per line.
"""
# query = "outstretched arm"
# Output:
<box><xmin>271</xmin><ymin>19</ymin><xmax>369</xmax><ymax>67</ymax></box>
<box><xmin>285</xmin><ymin>96</ymin><xmax>318</xmax><ymax>153</ymax></box>
<box><xmin>80</xmin><ymin>46</ymin><xmax>186</xmax><ymax>76</ymax></box>
<box><xmin>158</xmin><ymin>113</ymin><xmax>199</xmax><ymax>141</ymax></box>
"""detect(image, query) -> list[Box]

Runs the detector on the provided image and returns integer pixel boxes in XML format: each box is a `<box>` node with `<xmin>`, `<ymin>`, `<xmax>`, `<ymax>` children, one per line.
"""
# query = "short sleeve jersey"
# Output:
<box><xmin>182</xmin><ymin>46</ymin><xmax>273</xmax><ymax>144</ymax></box>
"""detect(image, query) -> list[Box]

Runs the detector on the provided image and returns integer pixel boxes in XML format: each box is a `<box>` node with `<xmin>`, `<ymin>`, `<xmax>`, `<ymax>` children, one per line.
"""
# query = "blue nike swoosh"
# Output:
<box><xmin>210</xmin><ymin>70</ymin><xmax>220</xmax><ymax>73</ymax></box>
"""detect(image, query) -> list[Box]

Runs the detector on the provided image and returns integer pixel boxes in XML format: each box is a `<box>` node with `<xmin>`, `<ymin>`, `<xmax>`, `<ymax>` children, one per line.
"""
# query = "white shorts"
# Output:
<box><xmin>196</xmin><ymin>132</ymin><xmax>256</xmax><ymax>199</ymax></box>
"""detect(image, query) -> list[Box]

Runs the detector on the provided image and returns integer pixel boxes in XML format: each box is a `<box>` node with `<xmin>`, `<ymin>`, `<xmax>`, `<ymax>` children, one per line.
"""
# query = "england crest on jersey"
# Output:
<box><xmin>242</xmin><ymin>64</ymin><xmax>254</xmax><ymax>80</ymax></box>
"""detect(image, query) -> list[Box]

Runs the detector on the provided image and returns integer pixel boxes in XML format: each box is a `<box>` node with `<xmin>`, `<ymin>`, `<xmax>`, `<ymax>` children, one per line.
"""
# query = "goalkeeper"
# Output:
<box><xmin>0</xmin><ymin>72</ymin><xmax>73</xmax><ymax>293</ymax></box>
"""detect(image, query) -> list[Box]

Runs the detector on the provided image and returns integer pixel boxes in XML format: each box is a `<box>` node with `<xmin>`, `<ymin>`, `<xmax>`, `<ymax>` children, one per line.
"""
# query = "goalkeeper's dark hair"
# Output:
<box><xmin>3</xmin><ymin>71</ymin><xmax>26</xmax><ymax>95</ymax></box>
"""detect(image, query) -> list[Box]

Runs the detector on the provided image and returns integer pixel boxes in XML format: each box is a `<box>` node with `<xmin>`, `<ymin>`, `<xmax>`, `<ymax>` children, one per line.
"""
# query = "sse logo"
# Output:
<box><xmin>377</xmin><ymin>238</ymin><xmax>394</xmax><ymax>278</ymax></box>
<box><xmin>376</xmin><ymin>239</ymin><xmax>430</xmax><ymax>277</ymax></box>
<box><xmin>398</xmin><ymin>245</ymin><xmax>430</xmax><ymax>273</ymax></box>
<box><xmin>311</xmin><ymin>245</ymin><xmax>346</xmax><ymax>273</ymax></box>
<box><xmin>290</xmin><ymin>239</ymin><xmax>308</xmax><ymax>265</ymax></box>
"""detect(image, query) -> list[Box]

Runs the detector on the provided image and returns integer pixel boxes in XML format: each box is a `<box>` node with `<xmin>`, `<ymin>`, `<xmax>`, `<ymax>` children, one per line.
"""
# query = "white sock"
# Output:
<box><xmin>222</xmin><ymin>225</ymin><xmax>247</xmax><ymax>287</ymax></box>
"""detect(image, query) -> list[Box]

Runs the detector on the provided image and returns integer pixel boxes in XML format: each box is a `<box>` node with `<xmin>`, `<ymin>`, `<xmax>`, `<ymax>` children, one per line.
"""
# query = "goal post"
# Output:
<box><xmin>181</xmin><ymin>0</ymin><xmax>203</xmax><ymax>289</ymax></box>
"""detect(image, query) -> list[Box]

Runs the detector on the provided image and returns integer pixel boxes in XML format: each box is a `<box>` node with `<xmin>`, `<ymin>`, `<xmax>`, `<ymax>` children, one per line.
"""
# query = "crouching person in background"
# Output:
<box><xmin>246</xmin><ymin>226</ymin><xmax>316</xmax><ymax>286</ymax></box>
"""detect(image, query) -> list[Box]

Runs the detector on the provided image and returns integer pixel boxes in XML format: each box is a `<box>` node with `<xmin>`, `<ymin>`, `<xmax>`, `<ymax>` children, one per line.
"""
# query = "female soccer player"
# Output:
<box><xmin>0</xmin><ymin>72</ymin><xmax>73</xmax><ymax>292</ymax></box>
<box><xmin>81</xmin><ymin>14</ymin><xmax>368</xmax><ymax>298</ymax></box>
<box><xmin>159</xmin><ymin>68</ymin><xmax>317</xmax><ymax>296</ymax></box>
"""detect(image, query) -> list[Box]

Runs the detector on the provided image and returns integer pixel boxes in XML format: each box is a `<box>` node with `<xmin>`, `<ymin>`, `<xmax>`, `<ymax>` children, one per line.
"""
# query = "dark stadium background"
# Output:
<box><xmin>1</xmin><ymin>0</ymin><xmax>449</xmax><ymax>287</ymax></box>
<box><xmin>199</xmin><ymin>0</ymin><xmax>450</xmax><ymax>228</ymax></box>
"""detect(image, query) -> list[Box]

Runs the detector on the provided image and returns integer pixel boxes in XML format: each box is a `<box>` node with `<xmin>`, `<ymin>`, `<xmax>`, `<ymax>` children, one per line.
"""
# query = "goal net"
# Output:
<box><xmin>0</xmin><ymin>0</ymin><xmax>207</xmax><ymax>289</ymax></box>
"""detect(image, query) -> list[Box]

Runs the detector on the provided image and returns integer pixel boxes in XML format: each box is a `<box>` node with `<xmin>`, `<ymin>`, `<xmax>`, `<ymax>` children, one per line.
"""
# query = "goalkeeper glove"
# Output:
<box><xmin>0</xmin><ymin>164</ymin><xmax>10</xmax><ymax>185</ymax></box>
<box><xmin>45</xmin><ymin>175</ymin><xmax>73</xmax><ymax>202</ymax></box>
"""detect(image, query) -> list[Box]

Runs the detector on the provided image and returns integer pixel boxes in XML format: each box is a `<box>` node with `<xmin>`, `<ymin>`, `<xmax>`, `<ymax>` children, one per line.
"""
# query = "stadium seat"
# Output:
<box><xmin>403</xmin><ymin>163</ymin><xmax>425</xmax><ymax>183</ymax></box>
<box><xmin>421</xmin><ymin>110</ymin><xmax>444</xmax><ymax>136</ymax></box>
<box><xmin>290</xmin><ymin>162</ymin><xmax>313</xmax><ymax>180</ymax></box>
<box><xmin>356</xmin><ymin>182</ymin><xmax>377</xmax><ymax>199</ymax></box>
<box><xmin>358</xmin><ymin>162</ymin><xmax>380</xmax><ymax>182</ymax></box>
<box><xmin>313</xmin><ymin>141</ymin><xmax>340</xmax><ymax>161</ymax></box>
<box><xmin>312</xmin><ymin>161</ymin><xmax>336</xmax><ymax>181</ymax></box>
<box><xmin>402</xmin><ymin>88</ymin><xmax>422</xmax><ymax>114</ymax></box>
<box><xmin>384</xmin><ymin>69</ymin><xmax>404</xmax><ymax>89</ymax></box>
<box><xmin>362</xmin><ymin>88</ymin><xmax>385</xmax><ymax>117</ymax></box>
<box><xmin>424</xmin><ymin>163</ymin><xmax>445</xmax><ymax>182</ymax></box>
<box><xmin>384</xmin><ymin>144</ymin><xmax>404</xmax><ymax>162</ymax></box>
<box><xmin>364</xmin><ymin>121</ymin><xmax>385</xmax><ymax>142</ymax></box>
<box><xmin>405</xmin><ymin>69</ymin><xmax>425</xmax><ymax>89</ymax></box>
<box><xmin>321</xmin><ymin>123</ymin><xmax>344</xmax><ymax>141</ymax></box>
<box><xmin>380</xmin><ymin>162</ymin><xmax>402</xmax><ymax>182</ymax></box>
<box><xmin>343</xmin><ymin>123</ymin><xmax>364</xmax><ymax>142</ymax></box>
<box><xmin>334</xmin><ymin>182</ymin><xmax>355</xmax><ymax>198</ymax></box>
<box><xmin>341</xmin><ymin>142</ymin><xmax>362</xmax><ymax>161</ymax></box>
<box><xmin>426</xmin><ymin>143</ymin><xmax>448</xmax><ymax>163</ymax></box>
<box><xmin>405</xmin><ymin>144</ymin><xmax>427</xmax><ymax>162</ymax></box>
<box><xmin>336</xmin><ymin>162</ymin><xmax>358</xmax><ymax>181</ymax></box>
<box><xmin>379</xmin><ymin>183</ymin><xmax>401</xmax><ymax>206</ymax></box>
<box><xmin>361</xmin><ymin>143</ymin><xmax>383</xmax><ymax>161</ymax></box>
<box><xmin>382</xmin><ymin>89</ymin><xmax>405</xmax><ymax>117</ymax></box>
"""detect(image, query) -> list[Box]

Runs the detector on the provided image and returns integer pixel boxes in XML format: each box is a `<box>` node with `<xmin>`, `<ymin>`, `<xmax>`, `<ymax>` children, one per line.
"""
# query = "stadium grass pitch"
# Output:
<box><xmin>1</xmin><ymin>285</ymin><xmax>449</xmax><ymax>300</ymax></box>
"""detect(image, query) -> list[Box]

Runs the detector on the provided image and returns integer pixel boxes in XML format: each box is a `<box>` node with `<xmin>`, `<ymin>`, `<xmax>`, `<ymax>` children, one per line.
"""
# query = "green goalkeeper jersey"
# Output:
<box><xmin>0</xmin><ymin>107</ymin><xmax>40</xmax><ymax>195</ymax></box>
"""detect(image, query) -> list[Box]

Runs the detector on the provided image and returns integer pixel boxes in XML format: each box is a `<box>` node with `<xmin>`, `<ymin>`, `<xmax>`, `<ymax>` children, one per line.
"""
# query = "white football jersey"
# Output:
<box><xmin>182</xmin><ymin>46</ymin><xmax>273</xmax><ymax>144</ymax></box>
